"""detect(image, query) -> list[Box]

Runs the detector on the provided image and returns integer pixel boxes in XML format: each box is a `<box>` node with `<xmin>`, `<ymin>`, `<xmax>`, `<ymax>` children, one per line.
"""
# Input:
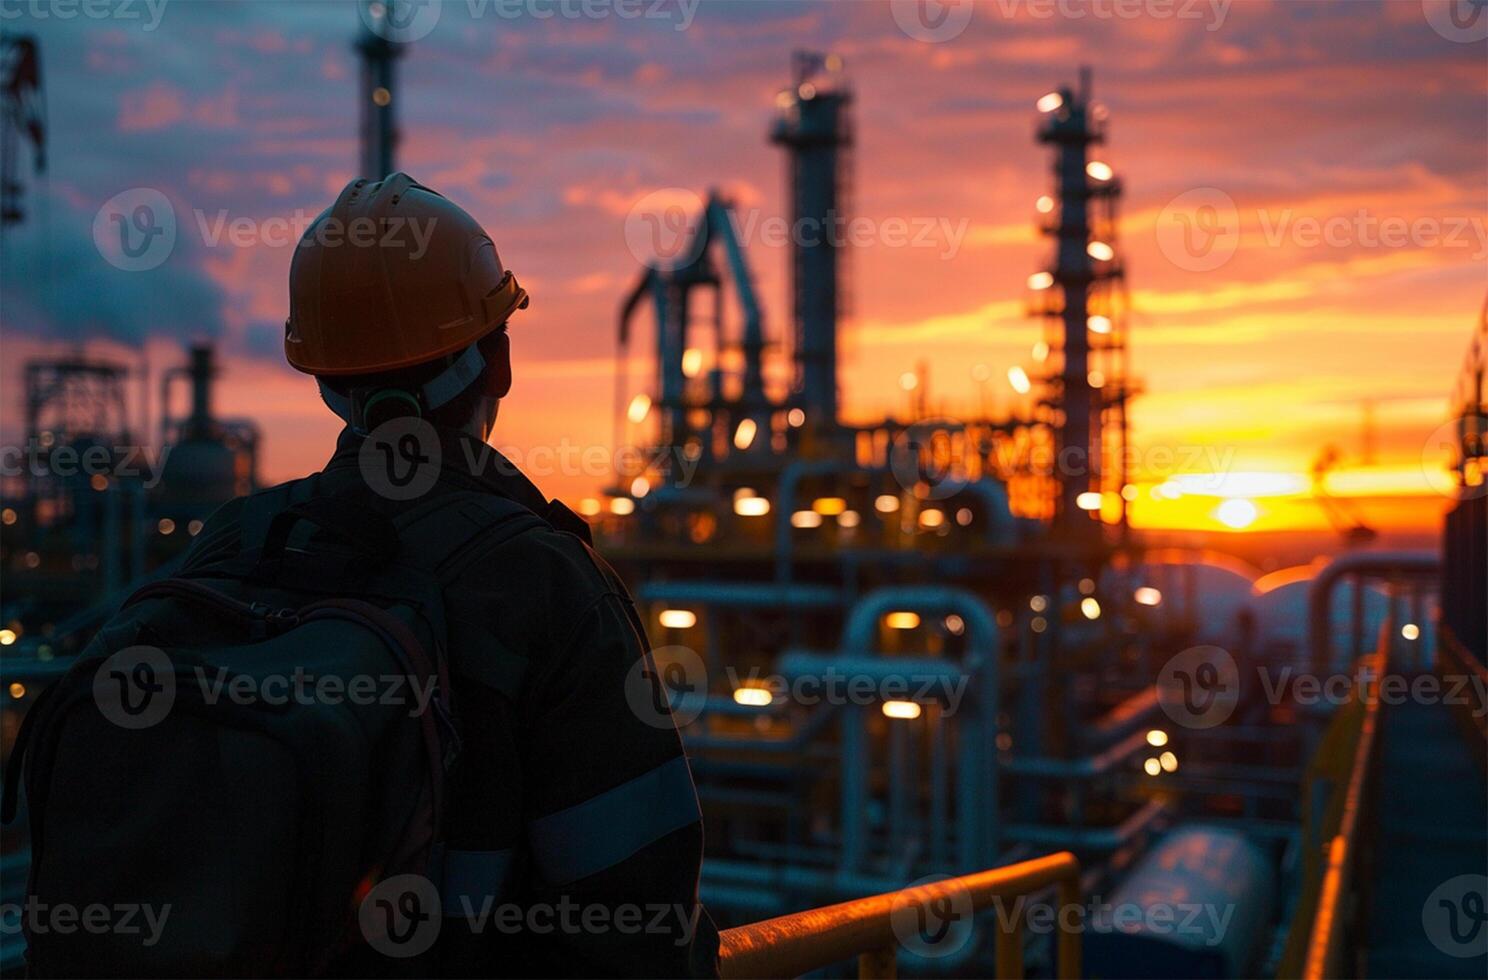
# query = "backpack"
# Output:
<box><xmin>2</xmin><ymin>480</ymin><xmax>546</xmax><ymax>977</ymax></box>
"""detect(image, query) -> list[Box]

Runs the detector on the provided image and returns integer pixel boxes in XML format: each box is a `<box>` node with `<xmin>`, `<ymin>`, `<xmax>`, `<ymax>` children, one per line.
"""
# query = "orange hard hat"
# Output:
<box><xmin>285</xmin><ymin>172</ymin><xmax>528</xmax><ymax>377</ymax></box>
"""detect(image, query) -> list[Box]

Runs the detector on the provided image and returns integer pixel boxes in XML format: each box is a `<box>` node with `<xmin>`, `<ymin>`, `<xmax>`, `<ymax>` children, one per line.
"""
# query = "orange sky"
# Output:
<box><xmin>2</xmin><ymin>1</ymin><xmax>1483</xmax><ymax>535</ymax></box>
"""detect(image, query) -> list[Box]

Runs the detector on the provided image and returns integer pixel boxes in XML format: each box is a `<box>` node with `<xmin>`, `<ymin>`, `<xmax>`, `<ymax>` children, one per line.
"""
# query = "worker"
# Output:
<box><xmin>182</xmin><ymin>173</ymin><xmax>719</xmax><ymax>976</ymax></box>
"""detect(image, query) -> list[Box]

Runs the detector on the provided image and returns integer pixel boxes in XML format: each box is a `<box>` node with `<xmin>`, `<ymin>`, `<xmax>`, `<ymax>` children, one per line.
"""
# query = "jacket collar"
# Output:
<box><xmin>324</xmin><ymin>424</ymin><xmax>592</xmax><ymax>544</ymax></box>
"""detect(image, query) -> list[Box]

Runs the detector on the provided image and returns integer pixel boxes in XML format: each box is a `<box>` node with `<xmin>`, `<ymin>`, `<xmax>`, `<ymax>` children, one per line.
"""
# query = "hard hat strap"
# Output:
<box><xmin>317</xmin><ymin>341</ymin><xmax>488</xmax><ymax>435</ymax></box>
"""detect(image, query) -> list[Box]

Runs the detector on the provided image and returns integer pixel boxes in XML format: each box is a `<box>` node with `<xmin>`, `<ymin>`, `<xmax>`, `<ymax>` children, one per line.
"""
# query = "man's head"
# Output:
<box><xmin>284</xmin><ymin>173</ymin><xmax>528</xmax><ymax>439</ymax></box>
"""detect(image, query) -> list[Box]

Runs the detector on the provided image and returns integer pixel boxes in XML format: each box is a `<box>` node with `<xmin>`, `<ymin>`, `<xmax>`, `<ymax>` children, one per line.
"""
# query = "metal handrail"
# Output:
<box><xmin>718</xmin><ymin>851</ymin><xmax>1081</xmax><ymax>979</ymax></box>
<box><xmin>1298</xmin><ymin>646</ymin><xmax>1387</xmax><ymax>980</ymax></box>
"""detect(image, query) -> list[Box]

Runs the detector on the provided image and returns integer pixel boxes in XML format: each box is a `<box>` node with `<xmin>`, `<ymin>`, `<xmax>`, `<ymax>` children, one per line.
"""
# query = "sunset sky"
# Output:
<box><xmin>2</xmin><ymin>0</ymin><xmax>1484</xmax><ymax>534</ymax></box>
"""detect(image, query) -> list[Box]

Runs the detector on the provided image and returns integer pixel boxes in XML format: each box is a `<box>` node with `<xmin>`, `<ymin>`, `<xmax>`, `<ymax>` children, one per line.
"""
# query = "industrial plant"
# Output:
<box><xmin>0</xmin><ymin>4</ymin><xmax>1484</xmax><ymax>979</ymax></box>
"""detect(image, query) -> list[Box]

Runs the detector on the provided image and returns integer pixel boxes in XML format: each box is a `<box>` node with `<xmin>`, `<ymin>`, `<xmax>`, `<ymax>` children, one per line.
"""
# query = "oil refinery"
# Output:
<box><xmin>0</xmin><ymin>4</ymin><xmax>1484</xmax><ymax>978</ymax></box>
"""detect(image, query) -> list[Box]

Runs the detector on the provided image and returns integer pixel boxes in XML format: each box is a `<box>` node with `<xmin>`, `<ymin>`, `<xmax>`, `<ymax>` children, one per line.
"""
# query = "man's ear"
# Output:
<box><xmin>483</xmin><ymin>330</ymin><xmax>512</xmax><ymax>399</ymax></box>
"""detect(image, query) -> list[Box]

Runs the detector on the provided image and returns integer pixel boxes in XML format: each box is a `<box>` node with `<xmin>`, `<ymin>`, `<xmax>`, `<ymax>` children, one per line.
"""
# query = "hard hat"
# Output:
<box><xmin>285</xmin><ymin>172</ymin><xmax>528</xmax><ymax>377</ymax></box>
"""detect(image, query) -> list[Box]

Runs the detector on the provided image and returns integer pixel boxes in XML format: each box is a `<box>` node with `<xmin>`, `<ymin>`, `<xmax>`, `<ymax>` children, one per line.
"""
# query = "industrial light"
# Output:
<box><xmin>787</xmin><ymin>408</ymin><xmax>806</xmax><ymax>427</ymax></box>
<box><xmin>838</xmin><ymin>510</ymin><xmax>861</xmax><ymax>528</ymax></box>
<box><xmin>0</xmin><ymin>508</ymin><xmax>14</xmax><ymax>525</ymax></box>
<box><xmin>899</xmin><ymin>372</ymin><xmax>918</xmax><ymax>392</ymax></box>
<box><xmin>734</xmin><ymin>687</ymin><xmax>773</xmax><ymax>707</ymax></box>
<box><xmin>1087</xmin><ymin>241</ymin><xmax>1115</xmax><ymax>262</ymax></box>
<box><xmin>919</xmin><ymin>509</ymin><xmax>945</xmax><ymax>529</ymax></box>
<box><xmin>813</xmin><ymin>497</ymin><xmax>847</xmax><ymax>516</ymax></box>
<box><xmin>1147</xmin><ymin>729</ymin><xmax>1169</xmax><ymax>747</ymax></box>
<box><xmin>1143</xmin><ymin>757</ymin><xmax>1162</xmax><ymax>777</ymax></box>
<box><xmin>188</xmin><ymin>520</ymin><xmax>204</xmax><ymax>536</ymax></box>
<box><xmin>885</xmin><ymin>611</ymin><xmax>921</xmax><ymax>630</ymax></box>
<box><xmin>659</xmin><ymin>609</ymin><xmax>697</xmax><ymax>629</ymax></box>
<box><xmin>1080</xmin><ymin>597</ymin><xmax>1102</xmax><ymax>620</ymax></box>
<box><xmin>610</xmin><ymin>497</ymin><xmax>636</xmax><ymax>516</ymax></box>
<box><xmin>791</xmin><ymin>510</ymin><xmax>823</xmax><ymax>529</ymax></box>
<box><xmin>631</xmin><ymin>477</ymin><xmax>651</xmax><ymax>498</ymax></box>
<box><xmin>1037</xmin><ymin>92</ymin><xmax>1064</xmax><ymax>113</ymax></box>
<box><xmin>1159</xmin><ymin>751</ymin><xmax>1179</xmax><ymax>772</ymax></box>
<box><xmin>1030</xmin><ymin>595</ymin><xmax>1048</xmax><ymax>612</ymax></box>
<box><xmin>627</xmin><ymin>393</ymin><xmax>652</xmax><ymax>424</ymax></box>
<box><xmin>1086</xmin><ymin>161</ymin><xmax>1113</xmax><ymax>181</ymax></box>
<box><xmin>1088</xmin><ymin>315</ymin><xmax>1112</xmax><ymax>334</ymax></box>
<box><xmin>1027</xmin><ymin>271</ymin><xmax>1054</xmax><ymax>290</ymax></box>
<box><xmin>735</xmin><ymin>496</ymin><xmax>771</xmax><ymax>517</ymax></box>
<box><xmin>1076</xmin><ymin>492</ymin><xmax>1102</xmax><ymax>511</ymax></box>
<box><xmin>0</xmin><ymin>629</ymin><xmax>15</xmax><ymax>647</ymax></box>
<box><xmin>91</xmin><ymin>474</ymin><xmax>108</xmax><ymax>491</ymax></box>
<box><xmin>682</xmin><ymin>348</ymin><xmax>704</xmax><ymax>378</ymax></box>
<box><xmin>956</xmin><ymin>508</ymin><xmax>973</xmax><ymax>526</ymax></box>
<box><xmin>798</xmin><ymin>82</ymin><xmax>817</xmax><ymax>100</ymax></box>
<box><xmin>1401</xmin><ymin>623</ymin><xmax>1421</xmax><ymax>641</ymax></box>
<box><xmin>1008</xmin><ymin>366</ymin><xmax>1032</xmax><ymax>395</ymax></box>
<box><xmin>1032</xmin><ymin>341</ymin><xmax>1049</xmax><ymax>362</ymax></box>
<box><xmin>882</xmin><ymin>700</ymin><xmax>922</xmax><ymax>720</ymax></box>
<box><xmin>1134</xmin><ymin>587</ymin><xmax>1163</xmax><ymax>607</ymax></box>
<box><xmin>1031</xmin><ymin>616</ymin><xmax>1047</xmax><ymax>633</ymax></box>
<box><xmin>944</xmin><ymin>614</ymin><xmax>965</xmax><ymax>635</ymax></box>
<box><xmin>158</xmin><ymin>518</ymin><xmax>176</xmax><ymax>535</ymax></box>
<box><xmin>8</xmin><ymin>682</ymin><xmax>24</xmax><ymax>699</ymax></box>
<box><xmin>578</xmin><ymin>498</ymin><xmax>602</xmax><ymax>517</ymax></box>
<box><xmin>875</xmin><ymin>495</ymin><xmax>900</xmax><ymax>514</ymax></box>
<box><xmin>1036</xmin><ymin>195</ymin><xmax>1054</xmax><ymax>214</ymax></box>
<box><xmin>1088</xmin><ymin>370</ymin><xmax>1105</xmax><ymax>389</ymax></box>
<box><xmin>1079</xmin><ymin>578</ymin><xmax>1096</xmax><ymax>595</ymax></box>
<box><xmin>734</xmin><ymin>418</ymin><xmax>758</xmax><ymax>450</ymax></box>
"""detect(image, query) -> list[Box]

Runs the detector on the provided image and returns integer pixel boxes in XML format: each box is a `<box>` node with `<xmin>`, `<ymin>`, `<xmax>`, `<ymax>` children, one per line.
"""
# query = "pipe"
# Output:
<box><xmin>1307</xmin><ymin>551</ymin><xmax>1438</xmax><ymax>675</ymax></box>
<box><xmin>834</xmin><ymin>587</ymin><xmax>1001</xmax><ymax>874</ymax></box>
<box><xmin>637</xmin><ymin>580</ymin><xmax>844</xmax><ymax>609</ymax></box>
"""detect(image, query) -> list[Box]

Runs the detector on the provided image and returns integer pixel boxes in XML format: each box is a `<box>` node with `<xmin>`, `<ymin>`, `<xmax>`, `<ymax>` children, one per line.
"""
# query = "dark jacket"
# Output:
<box><xmin>182</xmin><ymin>425</ymin><xmax>720</xmax><ymax>978</ymax></box>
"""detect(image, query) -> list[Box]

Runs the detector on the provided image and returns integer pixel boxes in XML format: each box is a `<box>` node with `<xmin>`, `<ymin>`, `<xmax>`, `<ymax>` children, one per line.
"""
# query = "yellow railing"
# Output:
<box><xmin>1277</xmin><ymin>645</ymin><xmax>1387</xmax><ymax>979</ymax></box>
<box><xmin>718</xmin><ymin>851</ymin><xmax>1081</xmax><ymax>979</ymax></box>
